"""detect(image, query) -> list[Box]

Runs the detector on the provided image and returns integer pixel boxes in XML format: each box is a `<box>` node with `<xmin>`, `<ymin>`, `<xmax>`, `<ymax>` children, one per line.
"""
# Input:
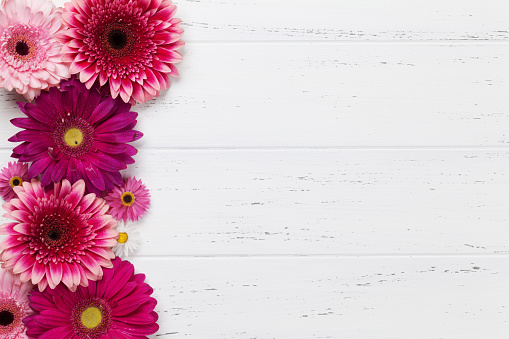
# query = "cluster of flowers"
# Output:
<box><xmin>0</xmin><ymin>0</ymin><xmax>183</xmax><ymax>336</ymax></box>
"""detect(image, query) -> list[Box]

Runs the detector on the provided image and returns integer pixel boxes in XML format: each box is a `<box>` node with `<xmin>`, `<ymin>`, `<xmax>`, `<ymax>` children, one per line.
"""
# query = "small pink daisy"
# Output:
<box><xmin>0</xmin><ymin>0</ymin><xmax>70</xmax><ymax>100</ymax></box>
<box><xmin>105</xmin><ymin>177</ymin><xmax>150</xmax><ymax>222</ymax></box>
<box><xmin>0</xmin><ymin>161</ymin><xmax>28</xmax><ymax>202</ymax></box>
<box><xmin>0</xmin><ymin>267</ymin><xmax>33</xmax><ymax>338</ymax></box>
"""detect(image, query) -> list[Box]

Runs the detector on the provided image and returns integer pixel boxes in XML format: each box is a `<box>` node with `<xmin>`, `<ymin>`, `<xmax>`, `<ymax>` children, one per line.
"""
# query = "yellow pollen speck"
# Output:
<box><xmin>80</xmin><ymin>307</ymin><xmax>102</xmax><ymax>329</ymax></box>
<box><xmin>121</xmin><ymin>192</ymin><xmax>135</xmax><ymax>206</ymax></box>
<box><xmin>64</xmin><ymin>128</ymin><xmax>84</xmax><ymax>147</ymax></box>
<box><xmin>118</xmin><ymin>232</ymin><xmax>128</xmax><ymax>244</ymax></box>
<box><xmin>9</xmin><ymin>176</ymin><xmax>23</xmax><ymax>187</ymax></box>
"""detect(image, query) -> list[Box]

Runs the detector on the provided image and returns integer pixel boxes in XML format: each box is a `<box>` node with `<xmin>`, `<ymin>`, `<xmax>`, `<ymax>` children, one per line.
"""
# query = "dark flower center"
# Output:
<box><xmin>120</xmin><ymin>192</ymin><xmax>135</xmax><ymax>206</ymax></box>
<box><xmin>9</xmin><ymin>176</ymin><xmax>23</xmax><ymax>188</ymax></box>
<box><xmin>122</xmin><ymin>194</ymin><xmax>132</xmax><ymax>204</ymax></box>
<box><xmin>42</xmin><ymin>218</ymin><xmax>71</xmax><ymax>247</ymax></box>
<box><xmin>0</xmin><ymin>310</ymin><xmax>14</xmax><ymax>326</ymax></box>
<box><xmin>47</xmin><ymin>229</ymin><xmax>61</xmax><ymax>241</ymax></box>
<box><xmin>108</xmin><ymin>29</ymin><xmax>128</xmax><ymax>50</ymax></box>
<box><xmin>101</xmin><ymin>23</ymin><xmax>138</xmax><ymax>58</ymax></box>
<box><xmin>15</xmin><ymin>41</ymin><xmax>30</xmax><ymax>56</ymax></box>
<box><xmin>7</xmin><ymin>34</ymin><xmax>35</xmax><ymax>61</ymax></box>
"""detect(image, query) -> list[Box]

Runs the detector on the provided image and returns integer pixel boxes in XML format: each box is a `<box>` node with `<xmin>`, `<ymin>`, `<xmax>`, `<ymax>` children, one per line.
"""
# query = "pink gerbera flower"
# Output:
<box><xmin>0</xmin><ymin>161</ymin><xmax>28</xmax><ymax>201</ymax></box>
<box><xmin>57</xmin><ymin>0</ymin><xmax>184</xmax><ymax>104</ymax></box>
<box><xmin>105</xmin><ymin>176</ymin><xmax>150</xmax><ymax>222</ymax></box>
<box><xmin>0</xmin><ymin>179</ymin><xmax>118</xmax><ymax>292</ymax></box>
<box><xmin>9</xmin><ymin>76</ymin><xmax>143</xmax><ymax>196</ymax></box>
<box><xmin>24</xmin><ymin>257</ymin><xmax>159</xmax><ymax>338</ymax></box>
<box><xmin>0</xmin><ymin>267</ymin><xmax>33</xmax><ymax>338</ymax></box>
<box><xmin>0</xmin><ymin>0</ymin><xmax>70</xmax><ymax>100</ymax></box>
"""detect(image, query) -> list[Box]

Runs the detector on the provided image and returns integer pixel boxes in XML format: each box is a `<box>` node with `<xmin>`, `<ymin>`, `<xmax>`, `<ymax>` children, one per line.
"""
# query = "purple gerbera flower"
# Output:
<box><xmin>9</xmin><ymin>76</ymin><xmax>143</xmax><ymax>195</ymax></box>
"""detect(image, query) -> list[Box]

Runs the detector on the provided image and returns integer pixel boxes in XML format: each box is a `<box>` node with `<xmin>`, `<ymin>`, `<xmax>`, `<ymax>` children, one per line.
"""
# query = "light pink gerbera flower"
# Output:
<box><xmin>0</xmin><ymin>0</ymin><xmax>70</xmax><ymax>100</ymax></box>
<box><xmin>105</xmin><ymin>176</ymin><xmax>150</xmax><ymax>222</ymax></box>
<box><xmin>58</xmin><ymin>0</ymin><xmax>184</xmax><ymax>104</ymax></box>
<box><xmin>0</xmin><ymin>161</ymin><xmax>28</xmax><ymax>202</ymax></box>
<box><xmin>0</xmin><ymin>267</ymin><xmax>32</xmax><ymax>338</ymax></box>
<box><xmin>0</xmin><ymin>179</ymin><xmax>118</xmax><ymax>292</ymax></box>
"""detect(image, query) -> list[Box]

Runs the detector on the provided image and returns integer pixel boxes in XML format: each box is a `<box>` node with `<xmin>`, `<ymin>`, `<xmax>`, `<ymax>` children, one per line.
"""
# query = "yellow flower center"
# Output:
<box><xmin>64</xmin><ymin>128</ymin><xmax>84</xmax><ymax>147</ymax></box>
<box><xmin>80</xmin><ymin>307</ymin><xmax>102</xmax><ymax>329</ymax></box>
<box><xmin>121</xmin><ymin>192</ymin><xmax>135</xmax><ymax>206</ymax></box>
<box><xmin>118</xmin><ymin>232</ymin><xmax>128</xmax><ymax>244</ymax></box>
<box><xmin>9</xmin><ymin>176</ymin><xmax>23</xmax><ymax>188</ymax></box>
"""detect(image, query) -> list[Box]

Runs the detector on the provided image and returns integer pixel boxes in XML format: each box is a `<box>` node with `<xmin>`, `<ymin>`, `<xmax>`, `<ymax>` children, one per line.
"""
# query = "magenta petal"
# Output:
<box><xmin>93</xmin><ymin>141</ymin><xmax>127</xmax><ymax>154</ymax></box>
<box><xmin>112</xmin><ymin>312</ymin><xmax>156</xmax><ymax>325</ymax></box>
<box><xmin>28</xmin><ymin>156</ymin><xmax>52</xmax><ymax>178</ymax></box>
<box><xmin>14</xmin><ymin>129</ymin><xmax>50</xmax><ymax>142</ymax></box>
<box><xmin>11</xmin><ymin>142</ymin><xmax>28</xmax><ymax>157</ymax></box>
<box><xmin>24</xmin><ymin>139</ymin><xmax>51</xmax><ymax>156</ymax></box>
<box><xmin>40</xmin><ymin>161</ymin><xmax>57</xmax><ymax>187</ymax></box>
<box><xmin>103</xmin><ymin>171</ymin><xmax>123</xmax><ymax>187</ymax></box>
<box><xmin>94</xmin><ymin>113</ymin><xmax>137</xmax><ymax>134</ymax></box>
<box><xmin>11</xmin><ymin>117</ymin><xmax>52</xmax><ymax>131</ymax></box>
<box><xmin>51</xmin><ymin>158</ymin><xmax>69</xmax><ymax>183</ymax></box>
<box><xmin>88</xmin><ymin>97</ymin><xmax>116</xmax><ymax>125</ymax></box>
<box><xmin>82</xmin><ymin>161</ymin><xmax>105</xmax><ymax>191</ymax></box>
<box><xmin>37</xmin><ymin>326</ymin><xmax>74</xmax><ymax>339</ymax></box>
<box><xmin>87</xmin><ymin>152</ymin><xmax>124</xmax><ymax>172</ymax></box>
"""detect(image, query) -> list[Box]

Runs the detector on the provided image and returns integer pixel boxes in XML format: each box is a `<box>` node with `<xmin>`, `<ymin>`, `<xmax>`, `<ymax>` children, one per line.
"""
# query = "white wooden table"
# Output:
<box><xmin>1</xmin><ymin>0</ymin><xmax>509</xmax><ymax>337</ymax></box>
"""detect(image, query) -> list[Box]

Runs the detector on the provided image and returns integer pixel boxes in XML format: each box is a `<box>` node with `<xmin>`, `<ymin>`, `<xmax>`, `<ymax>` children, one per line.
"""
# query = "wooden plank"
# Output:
<box><xmin>72</xmin><ymin>0</ymin><xmax>509</xmax><ymax>41</ymax></box>
<box><xmin>1</xmin><ymin>43</ymin><xmax>508</xmax><ymax>148</ymax></box>
<box><xmin>131</xmin><ymin>256</ymin><xmax>509</xmax><ymax>338</ymax></box>
<box><xmin>2</xmin><ymin>149</ymin><xmax>507</xmax><ymax>255</ymax></box>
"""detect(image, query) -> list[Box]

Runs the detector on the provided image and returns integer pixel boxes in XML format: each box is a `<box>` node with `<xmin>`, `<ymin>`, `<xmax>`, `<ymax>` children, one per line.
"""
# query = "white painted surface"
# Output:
<box><xmin>1</xmin><ymin>0</ymin><xmax>509</xmax><ymax>337</ymax></box>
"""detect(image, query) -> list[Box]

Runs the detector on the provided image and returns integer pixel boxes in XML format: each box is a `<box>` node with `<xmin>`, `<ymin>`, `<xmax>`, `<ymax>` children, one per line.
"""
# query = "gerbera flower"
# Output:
<box><xmin>9</xmin><ymin>76</ymin><xmax>143</xmax><ymax>196</ymax></box>
<box><xmin>0</xmin><ymin>179</ymin><xmax>118</xmax><ymax>291</ymax></box>
<box><xmin>0</xmin><ymin>161</ymin><xmax>28</xmax><ymax>201</ymax></box>
<box><xmin>24</xmin><ymin>257</ymin><xmax>159</xmax><ymax>338</ymax></box>
<box><xmin>0</xmin><ymin>0</ymin><xmax>70</xmax><ymax>100</ymax></box>
<box><xmin>57</xmin><ymin>0</ymin><xmax>184</xmax><ymax>105</ymax></box>
<box><xmin>105</xmin><ymin>176</ymin><xmax>150</xmax><ymax>222</ymax></box>
<box><xmin>0</xmin><ymin>267</ymin><xmax>32</xmax><ymax>338</ymax></box>
<box><xmin>112</xmin><ymin>222</ymin><xmax>140</xmax><ymax>258</ymax></box>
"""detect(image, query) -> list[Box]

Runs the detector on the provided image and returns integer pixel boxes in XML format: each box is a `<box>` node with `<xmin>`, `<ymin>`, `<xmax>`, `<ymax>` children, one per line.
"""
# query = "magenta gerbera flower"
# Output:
<box><xmin>105</xmin><ymin>176</ymin><xmax>150</xmax><ymax>222</ymax></box>
<box><xmin>57</xmin><ymin>0</ymin><xmax>184</xmax><ymax>105</ymax></box>
<box><xmin>9</xmin><ymin>76</ymin><xmax>143</xmax><ymax>196</ymax></box>
<box><xmin>0</xmin><ymin>267</ymin><xmax>33</xmax><ymax>338</ymax></box>
<box><xmin>0</xmin><ymin>179</ymin><xmax>118</xmax><ymax>292</ymax></box>
<box><xmin>24</xmin><ymin>257</ymin><xmax>159</xmax><ymax>338</ymax></box>
<box><xmin>0</xmin><ymin>161</ymin><xmax>28</xmax><ymax>201</ymax></box>
<box><xmin>0</xmin><ymin>0</ymin><xmax>70</xmax><ymax>100</ymax></box>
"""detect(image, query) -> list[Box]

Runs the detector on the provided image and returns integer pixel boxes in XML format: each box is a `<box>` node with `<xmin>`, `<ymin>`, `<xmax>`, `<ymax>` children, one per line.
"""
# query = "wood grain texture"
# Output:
<box><xmin>1</xmin><ymin>43</ymin><xmax>508</xmax><ymax>148</ymax></box>
<box><xmin>136</xmin><ymin>256</ymin><xmax>509</xmax><ymax>338</ymax></box>
<box><xmin>49</xmin><ymin>0</ymin><xmax>509</xmax><ymax>42</ymax></box>
<box><xmin>175</xmin><ymin>0</ymin><xmax>509</xmax><ymax>41</ymax></box>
